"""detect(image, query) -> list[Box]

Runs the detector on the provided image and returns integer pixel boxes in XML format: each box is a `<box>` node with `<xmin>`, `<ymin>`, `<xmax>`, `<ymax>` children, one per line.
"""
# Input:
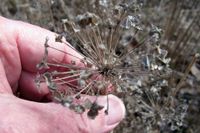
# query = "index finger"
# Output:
<box><xmin>0</xmin><ymin>16</ymin><xmax>85</xmax><ymax>98</ymax></box>
<box><xmin>4</xmin><ymin>17</ymin><xmax>83</xmax><ymax>73</ymax></box>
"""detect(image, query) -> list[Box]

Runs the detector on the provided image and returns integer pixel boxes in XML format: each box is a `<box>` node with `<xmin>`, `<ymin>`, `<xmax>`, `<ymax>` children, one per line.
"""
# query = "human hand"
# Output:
<box><xmin>0</xmin><ymin>16</ymin><xmax>125</xmax><ymax>133</ymax></box>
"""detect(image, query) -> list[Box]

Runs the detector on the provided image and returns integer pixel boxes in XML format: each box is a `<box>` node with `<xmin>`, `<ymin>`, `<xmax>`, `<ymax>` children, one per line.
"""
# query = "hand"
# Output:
<box><xmin>0</xmin><ymin>16</ymin><xmax>125</xmax><ymax>133</ymax></box>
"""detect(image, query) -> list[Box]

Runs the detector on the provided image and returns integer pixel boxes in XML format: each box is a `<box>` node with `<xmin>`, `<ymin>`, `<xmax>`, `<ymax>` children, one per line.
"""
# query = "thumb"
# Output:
<box><xmin>68</xmin><ymin>94</ymin><xmax>126</xmax><ymax>133</ymax></box>
<box><xmin>0</xmin><ymin>94</ymin><xmax>125</xmax><ymax>133</ymax></box>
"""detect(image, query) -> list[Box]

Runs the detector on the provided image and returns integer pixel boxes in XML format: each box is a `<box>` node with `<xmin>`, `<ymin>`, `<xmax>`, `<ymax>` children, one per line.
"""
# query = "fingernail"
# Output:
<box><xmin>104</xmin><ymin>95</ymin><xmax>126</xmax><ymax>126</ymax></box>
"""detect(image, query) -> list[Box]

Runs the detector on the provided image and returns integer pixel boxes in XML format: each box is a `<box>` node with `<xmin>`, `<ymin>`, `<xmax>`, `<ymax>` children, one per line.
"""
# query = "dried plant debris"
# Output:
<box><xmin>135</xmin><ymin>84</ymin><xmax>188</xmax><ymax>132</ymax></box>
<box><xmin>113</xmin><ymin>77</ymin><xmax>190</xmax><ymax>133</ymax></box>
<box><xmin>87</xmin><ymin>102</ymin><xmax>104</xmax><ymax>119</ymax></box>
<box><xmin>35</xmin><ymin>0</ymin><xmax>174</xmax><ymax>121</ymax></box>
<box><xmin>143</xmin><ymin>0</ymin><xmax>200</xmax><ymax>73</ymax></box>
<box><xmin>30</xmin><ymin>0</ymin><xmax>200</xmax><ymax>132</ymax></box>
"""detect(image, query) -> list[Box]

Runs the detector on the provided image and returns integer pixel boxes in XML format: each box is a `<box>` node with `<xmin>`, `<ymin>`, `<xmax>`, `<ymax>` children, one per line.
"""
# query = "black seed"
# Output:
<box><xmin>87</xmin><ymin>102</ymin><xmax>104</xmax><ymax>119</ymax></box>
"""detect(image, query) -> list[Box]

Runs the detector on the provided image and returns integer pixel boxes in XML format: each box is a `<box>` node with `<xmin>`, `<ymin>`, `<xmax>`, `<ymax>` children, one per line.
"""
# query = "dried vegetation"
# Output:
<box><xmin>1</xmin><ymin>0</ymin><xmax>200</xmax><ymax>132</ymax></box>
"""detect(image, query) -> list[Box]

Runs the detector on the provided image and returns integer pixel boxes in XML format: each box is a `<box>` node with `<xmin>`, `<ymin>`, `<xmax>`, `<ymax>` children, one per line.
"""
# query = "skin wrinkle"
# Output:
<box><xmin>6</xmin><ymin>38</ymin><xmax>21</xmax><ymax>92</ymax></box>
<box><xmin>0</xmin><ymin>17</ymin><xmax>21</xmax><ymax>93</ymax></box>
<box><xmin>0</xmin><ymin>60</ymin><xmax>12</xmax><ymax>93</ymax></box>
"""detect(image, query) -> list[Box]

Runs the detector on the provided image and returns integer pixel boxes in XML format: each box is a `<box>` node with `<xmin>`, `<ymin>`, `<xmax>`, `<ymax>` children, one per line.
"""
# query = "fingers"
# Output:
<box><xmin>55</xmin><ymin>94</ymin><xmax>126</xmax><ymax>133</ymax></box>
<box><xmin>79</xmin><ymin>94</ymin><xmax>126</xmax><ymax>133</ymax></box>
<box><xmin>0</xmin><ymin>59</ymin><xmax>12</xmax><ymax>93</ymax></box>
<box><xmin>0</xmin><ymin>16</ymin><xmax>84</xmax><ymax>96</ymax></box>
<box><xmin>1</xmin><ymin>16</ymin><xmax>83</xmax><ymax>73</ymax></box>
<box><xmin>13</xmin><ymin>17</ymin><xmax>86</xmax><ymax>99</ymax></box>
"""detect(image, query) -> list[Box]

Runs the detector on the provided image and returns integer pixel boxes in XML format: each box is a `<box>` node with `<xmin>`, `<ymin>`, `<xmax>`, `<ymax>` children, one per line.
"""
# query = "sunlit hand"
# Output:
<box><xmin>0</xmin><ymin>16</ymin><xmax>125</xmax><ymax>133</ymax></box>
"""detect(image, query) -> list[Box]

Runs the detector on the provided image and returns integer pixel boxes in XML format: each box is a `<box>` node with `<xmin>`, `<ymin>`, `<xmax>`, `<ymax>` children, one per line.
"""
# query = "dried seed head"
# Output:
<box><xmin>36</xmin><ymin>0</ymin><xmax>172</xmax><ymax>121</ymax></box>
<box><xmin>87</xmin><ymin>102</ymin><xmax>104</xmax><ymax>119</ymax></box>
<box><xmin>76</xmin><ymin>12</ymin><xmax>100</xmax><ymax>28</ymax></box>
<box><xmin>70</xmin><ymin>104</ymin><xmax>85</xmax><ymax>114</ymax></box>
